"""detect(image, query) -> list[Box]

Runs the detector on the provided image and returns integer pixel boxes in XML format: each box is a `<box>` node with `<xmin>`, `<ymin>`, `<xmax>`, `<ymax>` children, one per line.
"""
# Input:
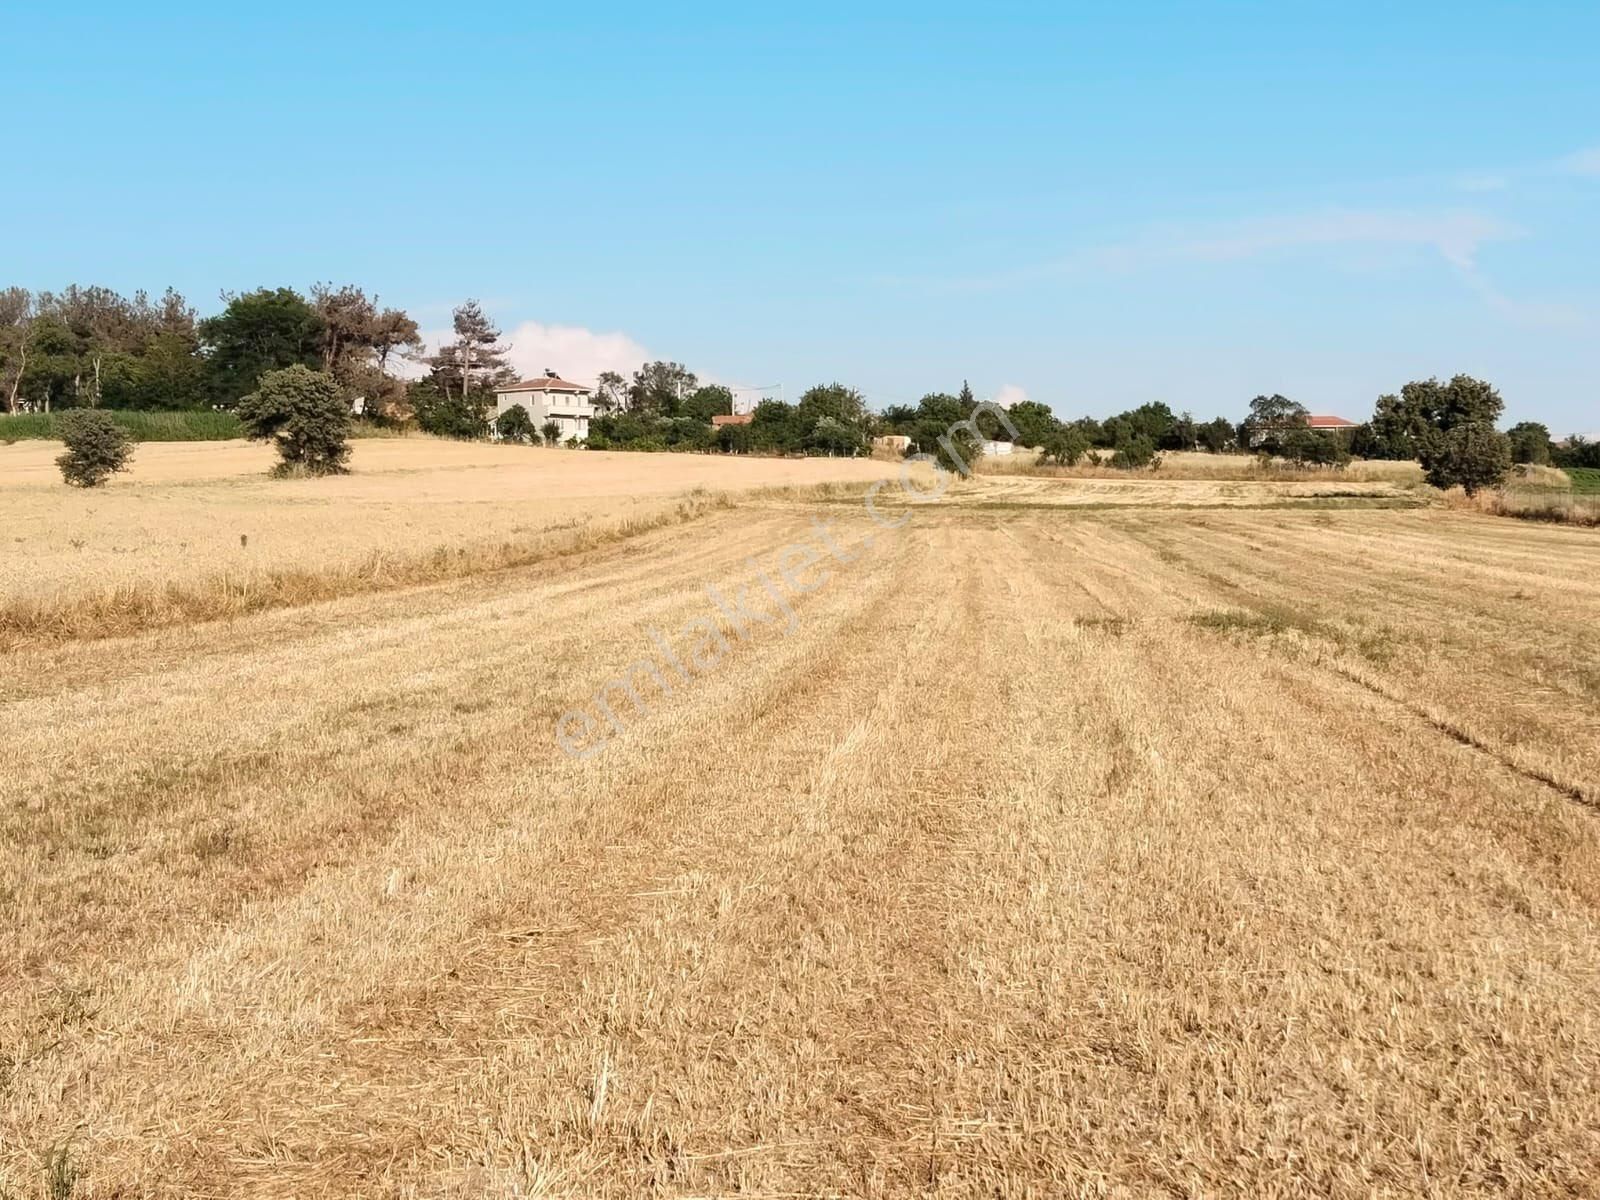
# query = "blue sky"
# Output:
<box><xmin>6</xmin><ymin>2</ymin><xmax>1598</xmax><ymax>428</ymax></box>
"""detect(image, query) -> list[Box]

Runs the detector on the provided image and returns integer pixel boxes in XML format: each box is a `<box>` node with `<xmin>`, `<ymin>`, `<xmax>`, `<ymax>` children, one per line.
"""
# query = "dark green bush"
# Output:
<box><xmin>55</xmin><ymin>409</ymin><xmax>135</xmax><ymax>486</ymax></box>
<box><xmin>236</xmin><ymin>364</ymin><xmax>352</xmax><ymax>476</ymax></box>
<box><xmin>1419</xmin><ymin>422</ymin><xmax>1512</xmax><ymax>496</ymax></box>
<box><xmin>495</xmin><ymin>405</ymin><xmax>535</xmax><ymax>443</ymax></box>
<box><xmin>1110</xmin><ymin>435</ymin><xmax>1157</xmax><ymax>469</ymax></box>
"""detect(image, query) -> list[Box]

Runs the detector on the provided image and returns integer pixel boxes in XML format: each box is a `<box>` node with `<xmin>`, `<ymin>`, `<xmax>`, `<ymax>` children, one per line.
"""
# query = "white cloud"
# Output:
<box><xmin>1455</xmin><ymin>173</ymin><xmax>1509</xmax><ymax>193</ymax></box>
<box><xmin>992</xmin><ymin>384</ymin><xmax>1031</xmax><ymax>409</ymax></box>
<box><xmin>933</xmin><ymin>207</ymin><xmax>1525</xmax><ymax>293</ymax></box>
<box><xmin>410</xmin><ymin>318</ymin><xmax>652</xmax><ymax>386</ymax></box>
<box><xmin>500</xmin><ymin>320</ymin><xmax>651</xmax><ymax>386</ymax></box>
<box><xmin>1132</xmin><ymin>209</ymin><xmax>1523</xmax><ymax>272</ymax></box>
<box><xmin>1557</xmin><ymin>146</ymin><xmax>1600</xmax><ymax>177</ymax></box>
<box><xmin>1453</xmin><ymin>268</ymin><xmax>1594</xmax><ymax>330</ymax></box>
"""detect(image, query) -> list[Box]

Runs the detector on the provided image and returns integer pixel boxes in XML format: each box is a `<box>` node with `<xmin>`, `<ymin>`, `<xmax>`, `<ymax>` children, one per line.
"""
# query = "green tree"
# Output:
<box><xmin>237</xmin><ymin>365</ymin><xmax>353</xmax><ymax>476</ymax></box>
<box><xmin>495</xmin><ymin>404</ymin><xmax>535</xmax><ymax>443</ymax></box>
<box><xmin>717</xmin><ymin>421</ymin><xmax>753</xmax><ymax>454</ymax></box>
<box><xmin>1365</xmin><ymin>391</ymin><xmax>1430</xmax><ymax>459</ymax></box>
<box><xmin>1166</xmin><ymin>411</ymin><xmax>1199</xmax><ymax>451</ymax></box>
<box><xmin>681</xmin><ymin>384</ymin><xmax>734</xmax><ymax>424</ymax></box>
<box><xmin>55</xmin><ymin>409</ymin><xmax>134</xmax><ymax>486</ymax></box>
<box><xmin>409</xmin><ymin>378</ymin><xmax>489</xmax><ymax>440</ymax></box>
<box><xmin>1419</xmin><ymin>422</ymin><xmax>1512</xmax><ymax>495</ymax></box>
<box><xmin>540</xmin><ymin>420</ymin><xmax>562</xmax><ymax>447</ymax></box>
<box><xmin>426</xmin><ymin>300</ymin><xmax>513</xmax><ymax>400</ymax></box>
<box><xmin>14</xmin><ymin>316</ymin><xmax>82</xmax><ymax>411</ymax></box>
<box><xmin>1366</xmin><ymin>375</ymin><xmax>1506</xmax><ymax>460</ymax></box>
<box><xmin>309</xmin><ymin>284</ymin><xmax>420</xmax><ymax>417</ymax></box>
<box><xmin>1197</xmin><ymin>416</ymin><xmax>1235</xmax><ymax>453</ymax></box>
<box><xmin>0</xmin><ymin>287</ymin><xmax>35</xmax><ymax>414</ymax></box>
<box><xmin>1101</xmin><ymin>402</ymin><xmax>1177</xmax><ymax>451</ymax></box>
<box><xmin>36</xmin><ymin>285</ymin><xmax>140</xmax><ymax>408</ymax></box>
<box><xmin>1006</xmin><ymin>400</ymin><xmax>1060</xmax><ymax>448</ymax></box>
<box><xmin>750</xmin><ymin>399</ymin><xmax>802</xmax><ymax>451</ymax></box>
<box><xmin>1240</xmin><ymin>394</ymin><xmax>1308</xmax><ymax>454</ymax></box>
<box><xmin>796</xmin><ymin>382</ymin><xmax>866</xmax><ymax>442</ymax></box>
<box><xmin>1554</xmin><ymin>435</ymin><xmax>1600</xmax><ymax>470</ymax></box>
<box><xmin>806</xmin><ymin>415</ymin><xmax>864</xmax><ymax>456</ymax></box>
<box><xmin>593</xmin><ymin>370</ymin><xmax>627</xmax><ymax>414</ymax></box>
<box><xmin>877</xmin><ymin>403</ymin><xmax>919</xmax><ymax>434</ymax></box>
<box><xmin>629</xmin><ymin>361</ymin><xmax>697</xmax><ymax>417</ymax></box>
<box><xmin>1506</xmin><ymin>421</ymin><xmax>1552</xmax><ymax>465</ymax></box>
<box><xmin>1281</xmin><ymin>426</ymin><xmax>1350</xmax><ymax>468</ymax></box>
<box><xmin>1110</xmin><ymin>435</ymin><xmax>1158</xmax><ymax>469</ymax></box>
<box><xmin>1037</xmin><ymin>424</ymin><xmax>1089</xmax><ymax>466</ymax></box>
<box><xmin>199</xmin><ymin>288</ymin><xmax>325</xmax><ymax>405</ymax></box>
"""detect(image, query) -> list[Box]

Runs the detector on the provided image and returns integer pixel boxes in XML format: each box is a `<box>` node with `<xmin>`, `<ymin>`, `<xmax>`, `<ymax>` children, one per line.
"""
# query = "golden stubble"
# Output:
<box><xmin>2</xmin><ymin>457</ymin><xmax>1598</xmax><ymax>1198</ymax></box>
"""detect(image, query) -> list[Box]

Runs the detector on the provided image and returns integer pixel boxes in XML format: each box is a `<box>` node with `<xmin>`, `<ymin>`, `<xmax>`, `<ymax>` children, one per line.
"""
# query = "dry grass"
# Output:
<box><xmin>0</xmin><ymin>490</ymin><xmax>740</xmax><ymax>647</ymax></box>
<box><xmin>978</xmin><ymin>447</ymin><xmax>1426</xmax><ymax>484</ymax></box>
<box><xmin>3</xmin><ymin>466</ymin><xmax>1599</xmax><ymax>1197</ymax></box>
<box><xmin>0</xmin><ymin>439</ymin><xmax>907</xmax><ymax>618</ymax></box>
<box><xmin>1445</xmin><ymin>486</ymin><xmax>1600</xmax><ymax>528</ymax></box>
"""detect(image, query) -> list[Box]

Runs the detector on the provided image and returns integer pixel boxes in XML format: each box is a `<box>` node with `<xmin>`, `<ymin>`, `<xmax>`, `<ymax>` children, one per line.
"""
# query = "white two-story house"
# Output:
<box><xmin>494</xmin><ymin>374</ymin><xmax>596</xmax><ymax>442</ymax></box>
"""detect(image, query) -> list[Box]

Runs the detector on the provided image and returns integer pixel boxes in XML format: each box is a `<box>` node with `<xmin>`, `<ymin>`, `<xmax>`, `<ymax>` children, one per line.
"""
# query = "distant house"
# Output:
<box><xmin>1249</xmin><ymin>413</ymin><xmax>1357</xmax><ymax>447</ymax></box>
<box><xmin>712</xmin><ymin>412</ymin><xmax>753</xmax><ymax>427</ymax></box>
<box><xmin>980</xmin><ymin>440</ymin><xmax>1016</xmax><ymax>456</ymax></box>
<box><xmin>494</xmin><ymin>374</ymin><xmax>595</xmax><ymax>441</ymax></box>
<box><xmin>872</xmin><ymin>434</ymin><xmax>911</xmax><ymax>456</ymax></box>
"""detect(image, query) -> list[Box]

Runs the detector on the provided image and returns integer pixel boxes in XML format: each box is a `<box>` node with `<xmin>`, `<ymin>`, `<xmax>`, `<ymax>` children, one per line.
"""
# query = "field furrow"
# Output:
<box><xmin>4</xmin><ymin>479</ymin><xmax>1600</xmax><ymax>1198</ymax></box>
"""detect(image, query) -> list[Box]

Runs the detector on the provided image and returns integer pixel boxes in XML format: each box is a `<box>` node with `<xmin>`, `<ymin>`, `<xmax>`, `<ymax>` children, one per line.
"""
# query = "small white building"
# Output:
<box><xmin>979</xmin><ymin>440</ymin><xmax>1016</xmax><ymax>456</ymax></box>
<box><xmin>494</xmin><ymin>374</ymin><xmax>596</xmax><ymax>442</ymax></box>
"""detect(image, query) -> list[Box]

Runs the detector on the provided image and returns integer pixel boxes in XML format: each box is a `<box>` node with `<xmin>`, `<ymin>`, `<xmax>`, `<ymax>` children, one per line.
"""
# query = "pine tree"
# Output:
<box><xmin>428</xmin><ymin>300</ymin><xmax>513</xmax><ymax>399</ymax></box>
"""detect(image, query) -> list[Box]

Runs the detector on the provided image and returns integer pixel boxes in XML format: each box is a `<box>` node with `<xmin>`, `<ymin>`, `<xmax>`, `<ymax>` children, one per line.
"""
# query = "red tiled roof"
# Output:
<box><xmin>711</xmin><ymin>412</ymin><xmax>753</xmax><ymax>426</ymax></box>
<box><xmin>498</xmin><ymin>376</ymin><xmax>591</xmax><ymax>394</ymax></box>
<box><xmin>1306</xmin><ymin>415</ymin><xmax>1357</xmax><ymax>429</ymax></box>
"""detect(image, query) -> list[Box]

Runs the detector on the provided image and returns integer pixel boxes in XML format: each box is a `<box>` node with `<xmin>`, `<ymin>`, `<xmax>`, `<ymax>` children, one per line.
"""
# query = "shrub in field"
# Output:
<box><xmin>1037</xmin><ymin>426</ymin><xmax>1089</xmax><ymax>466</ymax></box>
<box><xmin>1110</xmin><ymin>435</ymin><xmax>1158</xmax><ymax>470</ymax></box>
<box><xmin>1281</xmin><ymin>427</ymin><xmax>1351</xmax><ymax>468</ymax></box>
<box><xmin>56</xmin><ymin>409</ymin><xmax>135</xmax><ymax>486</ymax></box>
<box><xmin>495</xmin><ymin>405</ymin><xmax>534</xmax><ymax>443</ymax></box>
<box><xmin>540</xmin><ymin>420</ymin><xmax>561</xmax><ymax>447</ymax></box>
<box><xmin>236</xmin><ymin>364</ymin><xmax>352</xmax><ymax>476</ymax></box>
<box><xmin>1419</xmin><ymin>421</ymin><xmax>1511</xmax><ymax>496</ymax></box>
<box><xmin>1507</xmin><ymin>421</ymin><xmax>1553</xmax><ymax>465</ymax></box>
<box><xmin>408</xmin><ymin>379</ymin><xmax>490</xmax><ymax>440</ymax></box>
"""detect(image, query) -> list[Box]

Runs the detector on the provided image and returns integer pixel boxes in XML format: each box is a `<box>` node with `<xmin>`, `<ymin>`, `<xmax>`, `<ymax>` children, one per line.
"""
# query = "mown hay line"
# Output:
<box><xmin>0</xmin><ymin>491</ymin><xmax>739</xmax><ymax>650</ymax></box>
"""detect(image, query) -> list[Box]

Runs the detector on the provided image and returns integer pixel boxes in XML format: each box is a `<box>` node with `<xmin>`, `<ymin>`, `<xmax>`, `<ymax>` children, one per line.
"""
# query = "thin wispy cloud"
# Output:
<box><xmin>1454</xmin><ymin>173</ymin><xmax>1510</xmax><ymax>193</ymax></box>
<box><xmin>1118</xmin><ymin>209</ymin><xmax>1523</xmax><ymax>271</ymax></box>
<box><xmin>1557</xmin><ymin>146</ymin><xmax>1600</xmax><ymax>177</ymax></box>
<box><xmin>411</xmin><ymin>319</ymin><xmax>653</xmax><ymax>386</ymax></box>
<box><xmin>920</xmin><ymin>207</ymin><xmax>1526</xmax><ymax>292</ymax></box>
<box><xmin>1452</xmin><ymin>268</ymin><xmax>1594</xmax><ymax>331</ymax></box>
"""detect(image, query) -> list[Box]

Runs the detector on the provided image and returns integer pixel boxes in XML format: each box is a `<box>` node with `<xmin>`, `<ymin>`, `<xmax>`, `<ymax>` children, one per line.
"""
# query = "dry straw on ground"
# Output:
<box><xmin>2</xmin><ymin>446</ymin><xmax>1599</xmax><ymax>1197</ymax></box>
<box><xmin>0</xmin><ymin>439</ymin><xmax>904</xmax><ymax>629</ymax></box>
<box><xmin>976</xmin><ymin>447</ymin><xmax>1427</xmax><ymax>484</ymax></box>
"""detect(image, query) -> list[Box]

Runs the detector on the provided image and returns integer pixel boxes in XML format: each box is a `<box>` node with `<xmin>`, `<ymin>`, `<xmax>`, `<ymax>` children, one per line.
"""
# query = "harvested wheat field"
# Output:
<box><xmin>4</xmin><ymin>465</ymin><xmax>1600</xmax><ymax>1198</ymax></box>
<box><xmin>0</xmin><ymin>440</ymin><xmax>903</xmax><ymax>641</ymax></box>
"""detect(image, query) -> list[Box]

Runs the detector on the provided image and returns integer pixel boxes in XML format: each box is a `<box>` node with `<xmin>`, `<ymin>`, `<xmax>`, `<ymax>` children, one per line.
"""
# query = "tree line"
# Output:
<box><xmin>6</xmin><ymin>282</ymin><xmax>1589</xmax><ymax>495</ymax></box>
<box><xmin>0</xmin><ymin>282</ymin><xmax>539</xmax><ymax>439</ymax></box>
<box><xmin>0</xmin><ymin>283</ymin><xmax>425</xmax><ymax>415</ymax></box>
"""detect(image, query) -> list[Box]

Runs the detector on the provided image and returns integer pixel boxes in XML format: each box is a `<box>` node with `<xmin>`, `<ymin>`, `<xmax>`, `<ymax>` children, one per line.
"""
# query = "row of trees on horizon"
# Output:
<box><xmin>3</xmin><ymin>282</ymin><xmax>1595</xmax><ymax>485</ymax></box>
